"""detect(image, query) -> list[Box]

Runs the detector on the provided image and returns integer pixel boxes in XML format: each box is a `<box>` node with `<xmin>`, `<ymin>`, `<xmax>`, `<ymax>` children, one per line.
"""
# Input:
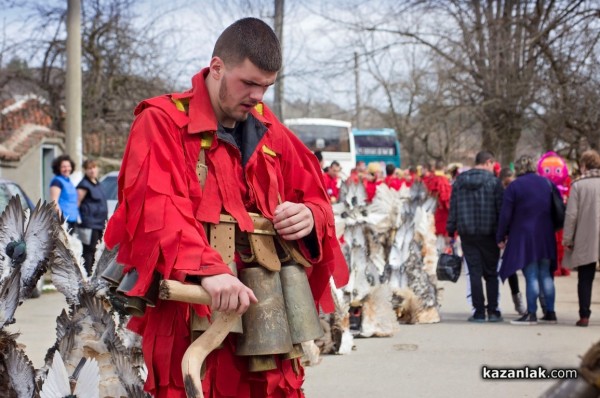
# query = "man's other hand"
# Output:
<box><xmin>273</xmin><ymin>201</ymin><xmax>314</xmax><ymax>240</ymax></box>
<box><xmin>201</xmin><ymin>273</ymin><xmax>258</xmax><ymax>315</ymax></box>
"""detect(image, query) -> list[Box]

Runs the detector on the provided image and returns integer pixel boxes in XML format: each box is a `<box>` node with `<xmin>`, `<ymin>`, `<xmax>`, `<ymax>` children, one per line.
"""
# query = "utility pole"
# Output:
<box><xmin>354</xmin><ymin>51</ymin><xmax>360</xmax><ymax>129</ymax></box>
<box><xmin>66</xmin><ymin>0</ymin><xmax>83</xmax><ymax>182</ymax></box>
<box><xmin>273</xmin><ymin>0</ymin><xmax>284</xmax><ymax>120</ymax></box>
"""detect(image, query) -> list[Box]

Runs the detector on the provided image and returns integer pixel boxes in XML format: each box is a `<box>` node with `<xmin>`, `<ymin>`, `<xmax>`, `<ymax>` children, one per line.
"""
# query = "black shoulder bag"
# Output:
<box><xmin>546</xmin><ymin>178</ymin><xmax>566</xmax><ymax>231</ymax></box>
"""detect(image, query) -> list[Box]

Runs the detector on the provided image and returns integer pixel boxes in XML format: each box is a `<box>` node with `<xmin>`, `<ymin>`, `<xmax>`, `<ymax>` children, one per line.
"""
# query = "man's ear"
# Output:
<box><xmin>209</xmin><ymin>56</ymin><xmax>224</xmax><ymax>80</ymax></box>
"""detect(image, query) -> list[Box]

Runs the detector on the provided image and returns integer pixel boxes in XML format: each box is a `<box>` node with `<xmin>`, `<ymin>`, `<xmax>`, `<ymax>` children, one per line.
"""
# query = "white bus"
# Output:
<box><xmin>284</xmin><ymin>118</ymin><xmax>356</xmax><ymax>177</ymax></box>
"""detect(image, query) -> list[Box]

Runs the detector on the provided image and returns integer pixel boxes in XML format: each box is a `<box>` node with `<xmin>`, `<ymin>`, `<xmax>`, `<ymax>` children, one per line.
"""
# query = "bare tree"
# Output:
<box><xmin>314</xmin><ymin>0</ymin><xmax>599</xmax><ymax>165</ymax></box>
<box><xmin>1</xmin><ymin>0</ymin><xmax>174</xmax><ymax>158</ymax></box>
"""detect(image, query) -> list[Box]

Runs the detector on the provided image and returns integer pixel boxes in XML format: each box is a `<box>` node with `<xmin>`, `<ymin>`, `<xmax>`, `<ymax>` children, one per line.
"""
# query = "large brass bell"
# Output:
<box><xmin>236</xmin><ymin>266</ymin><xmax>293</xmax><ymax>371</ymax></box>
<box><xmin>100</xmin><ymin>261</ymin><xmax>125</xmax><ymax>286</ymax></box>
<box><xmin>116</xmin><ymin>269</ymin><xmax>146</xmax><ymax>317</ymax></box>
<box><xmin>280</xmin><ymin>264</ymin><xmax>324</xmax><ymax>359</ymax></box>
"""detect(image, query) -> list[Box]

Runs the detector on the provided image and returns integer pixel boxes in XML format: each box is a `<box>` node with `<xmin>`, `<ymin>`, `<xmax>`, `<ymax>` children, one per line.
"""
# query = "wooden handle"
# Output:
<box><xmin>159</xmin><ymin>280</ymin><xmax>212</xmax><ymax>305</ymax></box>
<box><xmin>159</xmin><ymin>279</ymin><xmax>241</xmax><ymax>398</ymax></box>
<box><xmin>182</xmin><ymin>312</ymin><xmax>240</xmax><ymax>398</ymax></box>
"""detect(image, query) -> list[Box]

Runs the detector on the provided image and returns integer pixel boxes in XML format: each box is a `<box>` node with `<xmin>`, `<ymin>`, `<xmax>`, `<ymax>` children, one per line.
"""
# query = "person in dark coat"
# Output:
<box><xmin>447</xmin><ymin>151</ymin><xmax>504</xmax><ymax>322</ymax></box>
<box><xmin>77</xmin><ymin>159</ymin><xmax>108</xmax><ymax>275</ymax></box>
<box><xmin>497</xmin><ymin>155</ymin><xmax>557</xmax><ymax>325</ymax></box>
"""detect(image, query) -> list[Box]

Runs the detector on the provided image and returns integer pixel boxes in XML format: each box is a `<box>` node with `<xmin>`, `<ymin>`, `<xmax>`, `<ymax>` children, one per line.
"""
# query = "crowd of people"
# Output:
<box><xmin>319</xmin><ymin>149</ymin><xmax>600</xmax><ymax>328</ymax></box>
<box><xmin>50</xmin><ymin>155</ymin><xmax>108</xmax><ymax>275</ymax></box>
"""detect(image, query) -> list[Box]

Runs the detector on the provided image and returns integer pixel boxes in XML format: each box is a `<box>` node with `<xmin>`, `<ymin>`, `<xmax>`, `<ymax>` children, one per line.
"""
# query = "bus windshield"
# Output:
<box><xmin>354</xmin><ymin>135</ymin><xmax>398</xmax><ymax>156</ymax></box>
<box><xmin>287</xmin><ymin>124</ymin><xmax>350</xmax><ymax>153</ymax></box>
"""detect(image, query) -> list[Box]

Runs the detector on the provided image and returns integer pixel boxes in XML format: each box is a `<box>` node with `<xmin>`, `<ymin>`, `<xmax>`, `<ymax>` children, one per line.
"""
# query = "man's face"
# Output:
<box><xmin>214</xmin><ymin>58</ymin><xmax>277</xmax><ymax>127</ymax></box>
<box><xmin>328</xmin><ymin>165</ymin><xmax>341</xmax><ymax>178</ymax></box>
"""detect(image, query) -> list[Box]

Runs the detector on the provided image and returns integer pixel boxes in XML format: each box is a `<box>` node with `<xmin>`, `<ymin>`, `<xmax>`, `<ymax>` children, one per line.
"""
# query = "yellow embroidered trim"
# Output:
<box><xmin>201</xmin><ymin>134</ymin><xmax>213</xmax><ymax>149</ymax></box>
<box><xmin>254</xmin><ymin>103</ymin><xmax>264</xmax><ymax>115</ymax></box>
<box><xmin>262</xmin><ymin>145</ymin><xmax>276</xmax><ymax>157</ymax></box>
<box><xmin>172</xmin><ymin>98</ymin><xmax>187</xmax><ymax>112</ymax></box>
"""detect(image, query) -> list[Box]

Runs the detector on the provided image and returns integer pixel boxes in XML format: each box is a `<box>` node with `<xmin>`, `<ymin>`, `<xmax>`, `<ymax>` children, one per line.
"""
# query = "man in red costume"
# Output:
<box><xmin>322</xmin><ymin>160</ymin><xmax>341</xmax><ymax>203</ymax></box>
<box><xmin>422</xmin><ymin>160</ymin><xmax>452</xmax><ymax>247</ymax></box>
<box><xmin>104</xmin><ymin>18</ymin><xmax>348</xmax><ymax>398</ymax></box>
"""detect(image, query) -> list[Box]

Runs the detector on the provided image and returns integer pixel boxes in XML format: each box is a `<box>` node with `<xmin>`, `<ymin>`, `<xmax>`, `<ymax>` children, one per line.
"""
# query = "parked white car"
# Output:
<box><xmin>99</xmin><ymin>171</ymin><xmax>118</xmax><ymax>219</ymax></box>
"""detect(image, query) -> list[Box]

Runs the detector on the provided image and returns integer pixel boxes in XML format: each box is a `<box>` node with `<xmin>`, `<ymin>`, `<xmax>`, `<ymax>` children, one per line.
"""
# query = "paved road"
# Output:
<box><xmin>8</xmin><ymin>271</ymin><xmax>599</xmax><ymax>397</ymax></box>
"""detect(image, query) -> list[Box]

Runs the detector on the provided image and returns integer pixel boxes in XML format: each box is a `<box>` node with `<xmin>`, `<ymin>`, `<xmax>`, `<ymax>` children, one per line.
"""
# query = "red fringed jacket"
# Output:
<box><xmin>104</xmin><ymin>68</ymin><xmax>348</xmax><ymax>397</ymax></box>
<box><xmin>422</xmin><ymin>173</ymin><xmax>452</xmax><ymax>236</ymax></box>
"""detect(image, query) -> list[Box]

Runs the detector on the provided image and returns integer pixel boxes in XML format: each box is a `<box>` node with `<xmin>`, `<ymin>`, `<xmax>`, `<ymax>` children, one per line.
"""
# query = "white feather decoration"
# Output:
<box><xmin>40</xmin><ymin>351</ymin><xmax>72</xmax><ymax>398</ymax></box>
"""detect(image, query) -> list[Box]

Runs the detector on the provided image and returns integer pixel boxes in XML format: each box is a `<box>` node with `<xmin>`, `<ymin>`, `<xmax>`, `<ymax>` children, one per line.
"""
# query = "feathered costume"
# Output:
<box><xmin>104</xmin><ymin>69</ymin><xmax>348</xmax><ymax>398</ymax></box>
<box><xmin>537</xmin><ymin>151</ymin><xmax>571</xmax><ymax>276</ymax></box>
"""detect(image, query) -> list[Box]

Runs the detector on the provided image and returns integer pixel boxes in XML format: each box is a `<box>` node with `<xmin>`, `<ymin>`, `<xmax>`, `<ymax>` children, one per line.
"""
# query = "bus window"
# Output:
<box><xmin>354</xmin><ymin>135</ymin><xmax>398</xmax><ymax>156</ymax></box>
<box><xmin>286</xmin><ymin>124</ymin><xmax>350</xmax><ymax>153</ymax></box>
<box><xmin>353</xmin><ymin>129</ymin><xmax>401</xmax><ymax>168</ymax></box>
<box><xmin>285</xmin><ymin>118</ymin><xmax>356</xmax><ymax>177</ymax></box>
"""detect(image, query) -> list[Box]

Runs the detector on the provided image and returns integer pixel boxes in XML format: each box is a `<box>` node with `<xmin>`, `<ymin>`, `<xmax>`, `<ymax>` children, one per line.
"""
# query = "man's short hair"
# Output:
<box><xmin>435</xmin><ymin>160</ymin><xmax>445</xmax><ymax>171</ymax></box>
<box><xmin>385</xmin><ymin>163</ymin><xmax>396</xmax><ymax>176</ymax></box>
<box><xmin>475</xmin><ymin>151</ymin><xmax>495</xmax><ymax>165</ymax></box>
<box><xmin>314</xmin><ymin>151</ymin><xmax>323</xmax><ymax>162</ymax></box>
<box><xmin>213</xmin><ymin>18</ymin><xmax>282</xmax><ymax>72</ymax></box>
<box><xmin>498</xmin><ymin>167</ymin><xmax>514</xmax><ymax>180</ymax></box>
<box><xmin>330</xmin><ymin>161</ymin><xmax>340</xmax><ymax>168</ymax></box>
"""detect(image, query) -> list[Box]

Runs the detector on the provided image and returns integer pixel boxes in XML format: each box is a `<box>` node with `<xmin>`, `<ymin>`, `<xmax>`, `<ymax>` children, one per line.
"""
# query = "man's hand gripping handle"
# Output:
<box><xmin>159</xmin><ymin>280</ymin><xmax>241</xmax><ymax>398</ymax></box>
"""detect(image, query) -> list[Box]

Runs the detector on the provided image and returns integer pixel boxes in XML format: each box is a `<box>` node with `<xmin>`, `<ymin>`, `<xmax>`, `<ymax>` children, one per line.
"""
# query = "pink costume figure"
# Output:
<box><xmin>537</xmin><ymin>151</ymin><xmax>571</xmax><ymax>276</ymax></box>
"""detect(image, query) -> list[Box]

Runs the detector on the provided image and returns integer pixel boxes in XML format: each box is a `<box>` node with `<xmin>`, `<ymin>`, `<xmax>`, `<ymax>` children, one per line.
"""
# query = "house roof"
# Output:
<box><xmin>0</xmin><ymin>124</ymin><xmax>64</xmax><ymax>161</ymax></box>
<box><xmin>0</xmin><ymin>95</ymin><xmax>64</xmax><ymax>161</ymax></box>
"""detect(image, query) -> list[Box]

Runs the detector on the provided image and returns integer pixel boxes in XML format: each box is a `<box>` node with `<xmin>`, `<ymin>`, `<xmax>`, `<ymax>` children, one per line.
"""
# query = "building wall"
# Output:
<box><xmin>1</xmin><ymin>139</ymin><xmax>64</xmax><ymax>203</ymax></box>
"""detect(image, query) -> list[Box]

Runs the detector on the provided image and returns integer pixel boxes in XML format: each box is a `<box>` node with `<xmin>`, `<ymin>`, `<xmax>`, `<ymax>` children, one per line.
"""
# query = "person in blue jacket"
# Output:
<box><xmin>76</xmin><ymin>159</ymin><xmax>108</xmax><ymax>275</ymax></box>
<box><xmin>49</xmin><ymin>154</ymin><xmax>80</xmax><ymax>231</ymax></box>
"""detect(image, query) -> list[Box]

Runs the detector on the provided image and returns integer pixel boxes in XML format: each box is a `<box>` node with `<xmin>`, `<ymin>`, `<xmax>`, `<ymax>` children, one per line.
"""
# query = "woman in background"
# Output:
<box><xmin>77</xmin><ymin>159</ymin><xmax>108</xmax><ymax>275</ymax></box>
<box><xmin>496</xmin><ymin>155</ymin><xmax>557</xmax><ymax>325</ymax></box>
<box><xmin>562</xmin><ymin>150</ymin><xmax>600</xmax><ymax>327</ymax></box>
<box><xmin>49</xmin><ymin>155</ymin><xmax>79</xmax><ymax>231</ymax></box>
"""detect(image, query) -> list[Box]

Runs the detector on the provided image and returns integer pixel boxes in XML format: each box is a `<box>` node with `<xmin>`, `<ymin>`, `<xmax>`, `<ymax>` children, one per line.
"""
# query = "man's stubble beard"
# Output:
<box><xmin>219</xmin><ymin>74</ymin><xmax>248</xmax><ymax>123</ymax></box>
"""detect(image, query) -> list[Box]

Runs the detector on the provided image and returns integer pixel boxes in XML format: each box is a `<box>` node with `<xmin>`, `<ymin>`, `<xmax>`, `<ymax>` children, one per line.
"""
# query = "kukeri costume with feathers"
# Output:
<box><xmin>0</xmin><ymin>196</ymin><xmax>148</xmax><ymax>397</ymax></box>
<box><xmin>334</xmin><ymin>180</ymin><xmax>440</xmax><ymax>339</ymax></box>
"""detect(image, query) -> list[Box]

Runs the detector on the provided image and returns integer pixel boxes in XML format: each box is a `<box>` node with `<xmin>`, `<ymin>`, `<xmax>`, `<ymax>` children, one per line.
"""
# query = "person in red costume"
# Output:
<box><xmin>384</xmin><ymin>163</ymin><xmax>404</xmax><ymax>191</ymax></box>
<box><xmin>322</xmin><ymin>160</ymin><xmax>341</xmax><ymax>203</ymax></box>
<box><xmin>422</xmin><ymin>160</ymin><xmax>452</xmax><ymax>247</ymax></box>
<box><xmin>364</xmin><ymin>162</ymin><xmax>384</xmax><ymax>202</ymax></box>
<box><xmin>104</xmin><ymin>18</ymin><xmax>348</xmax><ymax>398</ymax></box>
<box><xmin>537</xmin><ymin>151</ymin><xmax>572</xmax><ymax>277</ymax></box>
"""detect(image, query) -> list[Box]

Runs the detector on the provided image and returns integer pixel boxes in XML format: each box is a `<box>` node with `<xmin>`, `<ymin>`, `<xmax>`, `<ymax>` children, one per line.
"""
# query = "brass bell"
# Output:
<box><xmin>100</xmin><ymin>261</ymin><xmax>125</xmax><ymax>286</ymax></box>
<box><xmin>280</xmin><ymin>264</ymin><xmax>324</xmax><ymax>344</ymax></box>
<box><xmin>124</xmin><ymin>296</ymin><xmax>147</xmax><ymax>317</ymax></box>
<box><xmin>248</xmin><ymin>355</ymin><xmax>277</xmax><ymax>372</ymax></box>
<box><xmin>116</xmin><ymin>269</ymin><xmax>147</xmax><ymax>317</ymax></box>
<box><xmin>281</xmin><ymin>343</ymin><xmax>304</xmax><ymax>360</ymax></box>
<box><xmin>142</xmin><ymin>271</ymin><xmax>161</xmax><ymax>307</ymax></box>
<box><xmin>116</xmin><ymin>268</ymin><xmax>139</xmax><ymax>295</ymax></box>
<box><xmin>236</xmin><ymin>267</ymin><xmax>293</xmax><ymax>365</ymax></box>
